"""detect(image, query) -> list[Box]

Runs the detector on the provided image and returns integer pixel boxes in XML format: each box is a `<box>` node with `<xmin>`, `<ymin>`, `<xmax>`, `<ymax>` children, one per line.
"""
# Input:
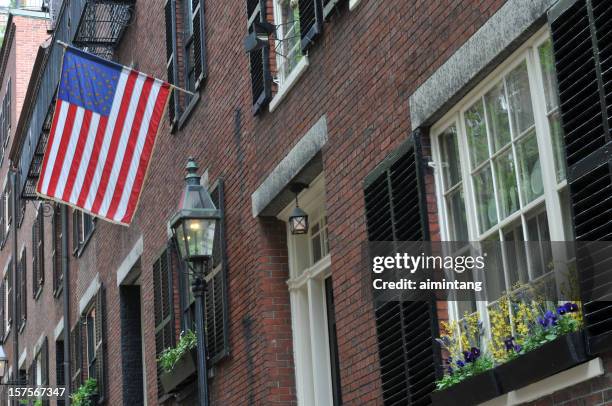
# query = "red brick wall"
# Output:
<box><xmin>0</xmin><ymin>11</ymin><xmax>54</xmax><ymax>384</ymax></box>
<box><xmin>17</xmin><ymin>1</ymin><xmax>612</xmax><ymax>406</ymax></box>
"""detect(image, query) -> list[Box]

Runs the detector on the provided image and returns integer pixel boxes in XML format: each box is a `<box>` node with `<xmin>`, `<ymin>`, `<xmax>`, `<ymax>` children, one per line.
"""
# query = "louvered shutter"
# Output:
<box><xmin>94</xmin><ymin>288</ymin><xmax>107</xmax><ymax>401</ymax></box>
<box><xmin>70</xmin><ymin>322</ymin><xmax>82</xmax><ymax>389</ymax></box>
<box><xmin>548</xmin><ymin>0</ymin><xmax>612</xmax><ymax>355</ymax></box>
<box><xmin>0</xmin><ymin>281</ymin><xmax>5</xmax><ymax>341</ymax></box>
<box><xmin>42</xmin><ymin>337</ymin><xmax>50</xmax><ymax>406</ymax></box>
<box><xmin>42</xmin><ymin>337</ymin><xmax>49</xmax><ymax>384</ymax></box>
<box><xmin>154</xmin><ymin>243</ymin><xmax>175</xmax><ymax>397</ymax></box>
<box><xmin>52</xmin><ymin>206</ymin><xmax>63</xmax><ymax>294</ymax></box>
<box><xmin>0</xmin><ymin>191</ymin><xmax>5</xmax><ymax>244</ymax></box>
<box><xmin>32</xmin><ymin>209</ymin><xmax>44</xmax><ymax>295</ymax></box>
<box><xmin>72</xmin><ymin>210</ymin><xmax>79</xmax><ymax>255</ymax></box>
<box><xmin>191</xmin><ymin>0</ymin><xmax>207</xmax><ymax>89</ymax></box>
<box><xmin>28</xmin><ymin>360</ymin><xmax>36</xmax><ymax>385</ymax></box>
<box><xmin>7</xmin><ymin>259</ymin><xmax>12</xmax><ymax>327</ymax></box>
<box><xmin>15</xmin><ymin>255</ymin><xmax>21</xmax><ymax>325</ymax></box>
<box><xmin>364</xmin><ymin>133</ymin><xmax>439</xmax><ymax>406</ymax></box>
<box><xmin>247</xmin><ymin>0</ymin><xmax>272</xmax><ymax>115</ymax></box>
<box><xmin>205</xmin><ymin>179</ymin><xmax>230</xmax><ymax>363</ymax></box>
<box><xmin>20</xmin><ymin>249</ymin><xmax>26</xmax><ymax>325</ymax></box>
<box><xmin>5</xmin><ymin>78</ymin><xmax>10</xmax><ymax>148</ymax></box>
<box><xmin>298</xmin><ymin>0</ymin><xmax>323</xmax><ymax>52</ymax></box>
<box><xmin>165</xmin><ymin>0</ymin><xmax>179</xmax><ymax>129</ymax></box>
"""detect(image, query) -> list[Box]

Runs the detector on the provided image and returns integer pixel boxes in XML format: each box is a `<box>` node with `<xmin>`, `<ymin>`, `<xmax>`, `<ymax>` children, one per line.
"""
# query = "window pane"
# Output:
<box><xmin>278</xmin><ymin>3</ymin><xmax>302</xmax><ymax>81</ymax></box>
<box><xmin>446</xmin><ymin>189</ymin><xmax>468</xmax><ymax>241</ymax></box>
<box><xmin>517</xmin><ymin>132</ymin><xmax>543</xmax><ymax>204</ymax></box>
<box><xmin>506</xmin><ymin>62</ymin><xmax>535</xmax><ymax>136</ymax></box>
<box><xmin>526</xmin><ymin>212</ymin><xmax>552</xmax><ymax>280</ymax></box>
<box><xmin>473</xmin><ymin>167</ymin><xmax>497</xmax><ymax>233</ymax></box>
<box><xmin>465</xmin><ymin>101</ymin><xmax>489</xmax><ymax>168</ymax></box>
<box><xmin>549</xmin><ymin>111</ymin><xmax>566</xmax><ymax>182</ymax></box>
<box><xmin>538</xmin><ymin>39</ymin><xmax>559</xmax><ymax>112</ymax></box>
<box><xmin>493</xmin><ymin>150</ymin><xmax>519</xmax><ymax>219</ymax></box>
<box><xmin>484</xmin><ymin>82</ymin><xmax>511</xmax><ymax>152</ymax></box>
<box><xmin>439</xmin><ymin>125</ymin><xmax>461</xmax><ymax>189</ymax></box>
<box><xmin>503</xmin><ymin>225</ymin><xmax>529</xmax><ymax>287</ymax></box>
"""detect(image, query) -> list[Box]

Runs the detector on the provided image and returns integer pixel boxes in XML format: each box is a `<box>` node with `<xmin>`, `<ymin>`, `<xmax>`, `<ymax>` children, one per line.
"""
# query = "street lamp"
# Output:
<box><xmin>168</xmin><ymin>158</ymin><xmax>220</xmax><ymax>406</ymax></box>
<box><xmin>0</xmin><ymin>345</ymin><xmax>7</xmax><ymax>380</ymax></box>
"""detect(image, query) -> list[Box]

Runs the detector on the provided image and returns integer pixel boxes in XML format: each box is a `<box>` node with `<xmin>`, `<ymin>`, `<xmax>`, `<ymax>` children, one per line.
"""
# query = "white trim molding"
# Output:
<box><xmin>54</xmin><ymin>317</ymin><xmax>64</xmax><ymax>341</ymax></box>
<box><xmin>79</xmin><ymin>273</ymin><xmax>101</xmax><ymax>314</ymax></box>
<box><xmin>409</xmin><ymin>0</ymin><xmax>557</xmax><ymax>130</ymax></box>
<box><xmin>480</xmin><ymin>358</ymin><xmax>604</xmax><ymax>406</ymax></box>
<box><xmin>270</xmin><ymin>56</ymin><xmax>310</xmax><ymax>112</ymax></box>
<box><xmin>349</xmin><ymin>0</ymin><xmax>362</xmax><ymax>11</ymax></box>
<box><xmin>116</xmin><ymin>236</ymin><xmax>143</xmax><ymax>286</ymax></box>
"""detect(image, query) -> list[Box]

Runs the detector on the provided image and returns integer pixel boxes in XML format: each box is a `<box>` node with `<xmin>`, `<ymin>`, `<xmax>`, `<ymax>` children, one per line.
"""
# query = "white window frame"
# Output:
<box><xmin>270</xmin><ymin>0</ymin><xmax>310</xmax><ymax>112</ymax></box>
<box><xmin>278</xmin><ymin>174</ymin><xmax>335</xmax><ymax>406</ymax></box>
<box><xmin>430</xmin><ymin>28</ymin><xmax>572</xmax><ymax>328</ymax></box>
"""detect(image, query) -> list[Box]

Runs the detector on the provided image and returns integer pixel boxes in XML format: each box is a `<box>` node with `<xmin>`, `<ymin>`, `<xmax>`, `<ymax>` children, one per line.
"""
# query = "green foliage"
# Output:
<box><xmin>435</xmin><ymin>355</ymin><xmax>494</xmax><ymax>391</ymax></box>
<box><xmin>33</xmin><ymin>400</ymin><xmax>43</xmax><ymax>406</ymax></box>
<box><xmin>521</xmin><ymin>312</ymin><xmax>580</xmax><ymax>353</ymax></box>
<box><xmin>71</xmin><ymin>378</ymin><xmax>98</xmax><ymax>406</ymax></box>
<box><xmin>157</xmin><ymin>330</ymin><xmax>197</xmax><ymax>373</ymax></box>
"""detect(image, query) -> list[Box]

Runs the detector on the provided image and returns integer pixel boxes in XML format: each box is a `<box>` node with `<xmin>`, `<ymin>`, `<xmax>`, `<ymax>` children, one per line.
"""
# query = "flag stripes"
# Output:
<box><xmin>37</xmin><ymin>47</ymin><xmax>171</xmax><ymax>225</ymax></box>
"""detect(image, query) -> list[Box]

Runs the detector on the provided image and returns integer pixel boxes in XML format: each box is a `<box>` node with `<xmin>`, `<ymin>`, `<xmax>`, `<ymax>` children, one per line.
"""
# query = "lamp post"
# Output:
<box><xmin>0</xmin><ymin>345</ymin><xmax>7</xmax><ymax>380</ymax></box>
<box><xmin>168</xmin><ymin>158</ymin><xmax>220</xmax><ymax>406</ymax></box>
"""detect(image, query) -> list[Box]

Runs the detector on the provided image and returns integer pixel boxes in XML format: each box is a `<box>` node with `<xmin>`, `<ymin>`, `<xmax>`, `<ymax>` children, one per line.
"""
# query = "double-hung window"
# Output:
<box><xmin>164</xmin><ymin>0</ymin><xmax>206</xmax><ymax>126</ymax></box>
<box><xmin>431</xmin><ymin>29</ymin><xmax>572</xmax><ymax>325</ymax></box>
<box><xmin>273</xmin><ymin>0</ymin><xmax>303</xmax><ymax>85</ymax></box>
<box><xmin>280</xmin><ymin>175</ymin><xmax>341</xmax><ymax>406</ymax></box>
<box><xmin>72</xmin><ymin>209</ymin><xmax>95</xmax><ymax>256</ymax></box>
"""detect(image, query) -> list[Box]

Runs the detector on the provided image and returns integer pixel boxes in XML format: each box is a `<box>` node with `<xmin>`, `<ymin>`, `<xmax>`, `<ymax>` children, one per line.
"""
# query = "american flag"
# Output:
<box><xmin>37</xmin><ymin>46</ymin><xmax>171</xmax><ymax>225</ymax></box>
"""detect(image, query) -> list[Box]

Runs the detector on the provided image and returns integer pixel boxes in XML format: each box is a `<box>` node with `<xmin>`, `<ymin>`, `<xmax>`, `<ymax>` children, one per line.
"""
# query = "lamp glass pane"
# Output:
<box><xmin>290</xmin><ymin>215</ymin><xmax>308</xmax><ymax>234</ymax></box>
<box><xmin>186</xmin><ymin>218</ymin><xmax>216</xmax><ymax>257</ymax></box>
<box><xmin>175</xmin><ymin>221</ymin><xmax>188</xmax><ymax>259</ymax></box>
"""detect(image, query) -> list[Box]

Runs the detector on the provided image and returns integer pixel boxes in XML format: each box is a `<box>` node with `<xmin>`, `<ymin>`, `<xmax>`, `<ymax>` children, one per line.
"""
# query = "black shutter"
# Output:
<box><xmin>164</xmin><ymin>0</ymin><xmax>179</xmax><ymax>129</ymax></box>
<box><xmin>298</xmin><ymin>0</ymin><xmax>323</xmax><ymax>52</ymax></box>
<box><xmin>0</xmin><ymin>280</ymin><xmax>5</xmax><ymax>341</ymax></box>
<box><xmin>20</xmin><ymin>248</ymin><xmax>26</xmax><ymax>325</ymax></box>
<box><xmin>364</xmin><ymin>133</ymin><xmax>439</xmax><ymax>406</ymax></box>
<box><xmin>549</xmin><ymin>0</ymin><xmax>612</xmax><ymax>355</ymax></box>
<box><xmin>72</xmin><ymin>209</ymin><xmax>79</xmax><ymax>255</ymax></box>
<box><xmin>41</xmin><ymin>337</ymin><xmax>49</xmax><ymax>385</ymax></box>
<box><xmin>70</xmin><ymin>322</ymin><xmax>82</xmax><ymax>390</ymax></box>
<box><xmin>56</xmin><ymin>340</ymin><xmax>65</xmax><ymax>406</ymax></box>
<box><xmin>95</xmin><ymin>288</ymin><xmax>107</xmax><ymax>401</ymax></box>
<box><xmin>52</xmin><ymin>206</ymin><xmax>63</xmax><ymax>295</ymax></box>
<box><xmin>192</xmin><ymin>0</ymin><xmax>207</xmax><ymax>89</ymax></box>
<box><xmin>32</xmin><ymin>209</ymin><xmax>44</xmax><ymax>296</ymax></box>
<box><xmin>7</xmin><ymin>259</ymin><xmax>12</xmax><ymax>327</ymax></box>
<box><xmin>153</xmin><ymin>243</ymin><xmax>175</xmax><ymax>397</ymax></box>
<box><xmin>0</xmin><ymin>190</ymin><xmax>5</xmax><ymax>245</ymax></box>
<box><xmin>204</xmin><ymin>179</ymin><xmax>230</xmax><ymax>364</ymax></box>
<box><xmin>246</xmin><ymin>0</ymin><xmax>272</xmax><ymax>115</ymax></box>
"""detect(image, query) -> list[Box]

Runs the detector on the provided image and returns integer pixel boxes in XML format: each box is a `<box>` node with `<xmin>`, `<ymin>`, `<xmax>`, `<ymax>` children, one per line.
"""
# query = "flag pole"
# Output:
<box><xmin>55</xmin><ymin>40</ymin><xmax>196</xmax><ymax>96</ymax></box>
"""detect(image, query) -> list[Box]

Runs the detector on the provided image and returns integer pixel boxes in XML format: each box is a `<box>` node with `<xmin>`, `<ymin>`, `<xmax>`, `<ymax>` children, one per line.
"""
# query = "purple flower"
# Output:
<box><xmin>447</xmin><ymin>365</ymin><xmax>453</xmax><ymax>375</ymax></box>
<box><xmin>504</xmin><ymin>337</ymin><xmax>515</xmax><ymax>352</ymax></box>
<box><xmin>557</xmin><ymin>306</ymin><xmax>567</xmax><ymax>315</ymax></box>
<box><xmin>457</xmin><ymin>360</ymin><xmax>465</xmax><ymax>368</ymax></box>
<box><xmin>514</xmin><ymin>344</ymin><xmax>522</xmax><ymax>353</ymax></box>
<box><xmin>463</xmin><ymin>350</ymin><xmax>473</xmax><ymax>363</ymax></box>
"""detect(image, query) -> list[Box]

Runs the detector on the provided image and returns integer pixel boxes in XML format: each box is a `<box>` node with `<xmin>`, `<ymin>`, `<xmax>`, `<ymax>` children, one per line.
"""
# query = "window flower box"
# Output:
<box><xmin>159</xmin><ymin>349</ymin><xmax>197</xmax><ymax>394</ymax></box>
<box><xmin>494</xmin><ymin>330</ymin><xmax>589</xmax><ymax>393</ymax></box>
<box><xmin>431</xmin><ymin>369</ymin><xmax>501</xmax><ymax>406</ymax></box>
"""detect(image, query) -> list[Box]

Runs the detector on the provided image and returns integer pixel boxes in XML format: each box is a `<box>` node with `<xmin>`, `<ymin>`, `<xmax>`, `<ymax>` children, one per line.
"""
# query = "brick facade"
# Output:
<box><xmin>2</xmin><ymin>1</ymin><xmax>611</xmax><ymax>406</ymax></box>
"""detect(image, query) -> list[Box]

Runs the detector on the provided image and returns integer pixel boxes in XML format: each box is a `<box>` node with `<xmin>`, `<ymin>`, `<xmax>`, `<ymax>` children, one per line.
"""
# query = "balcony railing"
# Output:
<box><xmin>17</xmin><ymin>0</ymin><xmax>134</xmax><ymax>199</ymax></box>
